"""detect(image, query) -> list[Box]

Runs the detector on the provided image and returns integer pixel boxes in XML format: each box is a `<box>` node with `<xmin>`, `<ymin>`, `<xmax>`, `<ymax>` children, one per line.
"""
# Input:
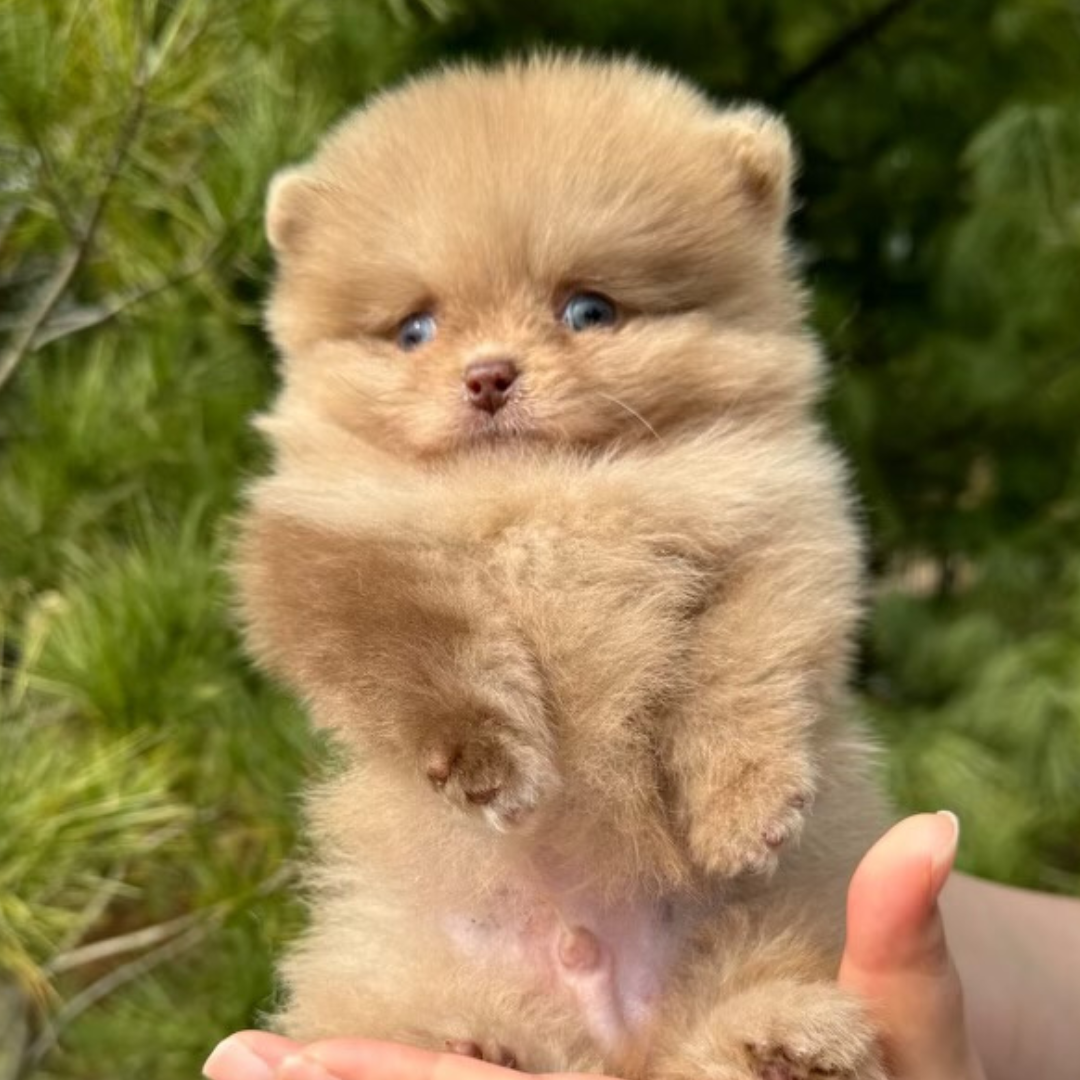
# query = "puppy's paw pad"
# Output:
<box><xmin>736</xmin><ymin>990</ymin><xmax>883</xmax><ymax>1080</ymax></box>
<box><xmin>747</xmin><ymin>1043</ymin><xmax>869</xmax><ymax>1080</ymax></box>
<box><xmin>691</xmin><ymin>814</ymin><xmax>798</xmax><ymax>878</ymax></box>
<box><xmin>762</xmin><ymin>791</ymin><xmax>814</xmax><ymax>849</ymax></box>
<box><xmin>421</xmin><ymin>726</ymin><xmax>554</xmax><ymax>830</ymax></box>
<box><xmin>423</xmin><ymin>746</ymin><xmax>455</xmax><ymax>787</ymax></box>
<box><xmin>444</xmin><ymin>1039</ymin><xmax>517</xmax><ymax>1069</ymax></box>
<box><xmin>748</xmin><ymin>1044</ymin><xmax>839</xmax><ymax>1079</ymax></box>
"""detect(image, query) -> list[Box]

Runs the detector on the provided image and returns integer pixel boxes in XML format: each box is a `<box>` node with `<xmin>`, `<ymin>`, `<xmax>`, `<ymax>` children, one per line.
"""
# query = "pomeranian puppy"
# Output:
<box><xmin>236</xmin><ymin>55</ymin><xmax>890</xmax><ymax>1080</ymax></box>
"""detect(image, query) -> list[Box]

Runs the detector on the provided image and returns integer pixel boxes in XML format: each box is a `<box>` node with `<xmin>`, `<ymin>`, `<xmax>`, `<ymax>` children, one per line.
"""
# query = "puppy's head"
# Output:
<box><xmin>266</xmin><ymin>56</ymin><xmax>818</xmax><ymax>460</ymax></box>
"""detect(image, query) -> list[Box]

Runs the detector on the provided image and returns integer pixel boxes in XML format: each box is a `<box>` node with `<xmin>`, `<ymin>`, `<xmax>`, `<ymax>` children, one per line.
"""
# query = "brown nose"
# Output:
<box><xmin>463</xmin><ymin>359</ymin><xmax>518</xmax><ymax>414</ymax></box>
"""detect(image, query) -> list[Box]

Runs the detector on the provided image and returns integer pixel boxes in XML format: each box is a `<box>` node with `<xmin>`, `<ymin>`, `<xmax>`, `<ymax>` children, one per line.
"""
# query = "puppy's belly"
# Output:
<box><xmin>444</xmin><ymin>879</ymin><xmax>695</xmax><ymax>1055</ymax></box>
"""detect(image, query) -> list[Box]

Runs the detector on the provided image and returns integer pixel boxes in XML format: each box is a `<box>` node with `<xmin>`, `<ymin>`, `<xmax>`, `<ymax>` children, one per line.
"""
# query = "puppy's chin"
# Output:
<box><xmin>435</xmin><ymin>411</ymin><xmax>554</xmax><ymax>459</ymax></box>
<box><xmin>414</xmin><ymin>403</ymin><xmax>640</xmax><ymax>462</ymax></box>
<box><xmin>410</xmin><ymin>411</ymin><xmax>653</xmax><ymax>464</ymax></box>
<box><xmin>362</xmin><ymin>389</ymin><xmax>657</xmax><ymax>463</ymax></box>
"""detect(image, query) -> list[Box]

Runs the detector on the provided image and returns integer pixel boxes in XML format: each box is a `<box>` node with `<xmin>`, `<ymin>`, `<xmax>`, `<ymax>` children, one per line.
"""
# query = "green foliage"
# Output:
<box><xmin>1</xmin><ymin>0</ymin><xmax>1078</xmax><ymax>1076</ymax></box>
<box><xmin>0</xmin><ymin>321</ymin><xmax>267</xmax><ymax>594</ymax></box>
<box><xmin>0</xmin><ymin>716</ymin><xmax>188</xmax><ymax>1000</ymax></box>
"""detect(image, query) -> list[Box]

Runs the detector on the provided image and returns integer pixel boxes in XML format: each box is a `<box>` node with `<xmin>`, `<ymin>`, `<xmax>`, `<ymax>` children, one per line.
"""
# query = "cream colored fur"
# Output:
<box><xmin>236</xmin><ymin>55</ymin><xmax>891</xmax><ymax>1080</ymax></box>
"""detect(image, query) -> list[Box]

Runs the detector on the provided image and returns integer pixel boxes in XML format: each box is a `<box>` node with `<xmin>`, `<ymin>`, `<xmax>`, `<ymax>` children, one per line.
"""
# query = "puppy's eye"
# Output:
<box><xmin>561</xmin><ymin>292</ymin><xmax>617</xmax><ymax>332</ymax></box>
<box><xmin>397</xmin><ymin>312</ymin><xmax>437</xmax><ymax>351</ymax></box>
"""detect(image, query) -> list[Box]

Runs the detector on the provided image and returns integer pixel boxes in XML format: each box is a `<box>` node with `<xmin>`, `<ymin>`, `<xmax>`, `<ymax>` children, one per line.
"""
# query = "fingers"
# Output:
<box><xmin>204</xmin><ymin>1034</ymin><xmax>555</xmax><ymax>1080</ymax></box>
<box><xmin>281</xmin><ymin>1040</ymin><xmax>520</xmax><ymax>1080</ymax></box>
<box><xmin>839</xmin><ymin>812</ymin><xmax>987</xmax><ymax>1080</ymax></box>
<box><xmin>204</xmin><ymin>1031</ymin><xmax>301</xmax><ymax>1080</ymax></box>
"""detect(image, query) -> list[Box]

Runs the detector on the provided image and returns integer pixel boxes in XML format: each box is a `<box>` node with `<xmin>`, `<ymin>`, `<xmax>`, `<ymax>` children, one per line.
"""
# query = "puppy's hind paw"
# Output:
<box><xmin>444</xmin><ymin>1039</ymin><xmax>518</xmax><ymax>1069</ymax></box>
<box><xmin>735</xmin><ymin>984</ymin><xmax>885</xmax><ymax>1080</ymax></box>
<box><xmin>656</xmin><ymin>980</ymin><xmax>884</xmax><ymax>1080</ymax></box>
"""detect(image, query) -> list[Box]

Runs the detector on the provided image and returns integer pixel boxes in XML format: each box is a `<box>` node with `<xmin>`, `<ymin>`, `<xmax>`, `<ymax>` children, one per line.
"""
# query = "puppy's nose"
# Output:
<box><xmin>463</xmin><ymin>359</ymin><xmax>518</xmax><ymax>414</ymax></box>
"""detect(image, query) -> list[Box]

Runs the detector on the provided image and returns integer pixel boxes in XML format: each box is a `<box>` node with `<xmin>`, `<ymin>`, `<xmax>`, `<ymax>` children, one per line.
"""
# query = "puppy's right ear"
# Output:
<box><xmin>266</xmin><ymin>167</ymin><xmax>324</xmax><ymax>254</ymax></box>
<box><xmin>714</xmin><ymin>106</ymin><xmax>796</xmax><ymax>226</ymax></box>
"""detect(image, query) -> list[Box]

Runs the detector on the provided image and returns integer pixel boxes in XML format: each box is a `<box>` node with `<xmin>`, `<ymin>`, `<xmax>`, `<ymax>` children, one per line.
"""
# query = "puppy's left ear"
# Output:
<box><xmin>266</xmin><ymin>166</ymin><xmax>328</xmax><ymax>254</ymax></box>
<box><xmin>715</xmin><ymin>106</ymin><xmax>796</xmax><ymax>225</ymax></box>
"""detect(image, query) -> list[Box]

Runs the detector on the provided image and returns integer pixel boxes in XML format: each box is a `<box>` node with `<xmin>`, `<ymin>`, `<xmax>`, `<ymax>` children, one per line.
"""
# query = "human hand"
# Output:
<box><xmin>838</xmin><ymin>811</ymin><xmax>986</xmax><ymax>1080</ymax></box>
<box><xmin>203</xmin><ymin>1033</ymin><xmax>570</xmax><ymax>1080</ymax></box>
<box><xmin>203</xmin><ymin>813</ymin><xmax>984</xmax><ymax>1080</ymax></box>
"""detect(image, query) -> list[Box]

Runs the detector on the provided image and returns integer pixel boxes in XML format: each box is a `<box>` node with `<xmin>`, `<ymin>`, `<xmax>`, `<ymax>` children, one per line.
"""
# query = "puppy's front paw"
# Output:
<box><xmin>685</xmin><ymin>752</ymin><xmax>814</xmax><ymax>878</ymax></box>
<box><xmin>420</xmin><ymin>717</ymin><xmax>558</xmax><ymax>830</ymax></box>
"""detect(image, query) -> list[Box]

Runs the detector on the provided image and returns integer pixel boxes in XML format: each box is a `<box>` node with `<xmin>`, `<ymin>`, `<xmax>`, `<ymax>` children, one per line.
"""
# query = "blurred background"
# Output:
<box><xmin>1</xmin><ymin>0</ymin><xmax>1078</xmax><ymax>1076</ymax></box>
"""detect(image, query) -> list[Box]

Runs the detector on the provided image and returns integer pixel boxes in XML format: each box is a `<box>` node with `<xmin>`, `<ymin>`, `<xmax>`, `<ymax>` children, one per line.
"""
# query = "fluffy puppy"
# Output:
<box><xmin>237</xmin><ymin>55</ymin><xmax>890</xmax><ymax>1080</ymax></box>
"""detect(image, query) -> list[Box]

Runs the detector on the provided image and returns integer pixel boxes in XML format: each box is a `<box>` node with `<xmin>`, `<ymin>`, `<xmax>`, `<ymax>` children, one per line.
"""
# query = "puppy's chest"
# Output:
<box><xmin>467</xmin><ymin>516</ymin><xmax>717</xmax><ymax>722</ymax></box>
<box><xmin>481</xmin><ymin>517</ymin><xmax>715</xmax><ymax>625</ymax></box>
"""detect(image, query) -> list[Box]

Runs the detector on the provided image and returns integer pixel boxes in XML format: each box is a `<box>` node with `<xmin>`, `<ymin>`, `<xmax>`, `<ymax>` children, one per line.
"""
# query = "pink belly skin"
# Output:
<box><xmin>443</xmin><ymin>881</ymin><xmax>698</xmax><ymax>1055</ymax></box>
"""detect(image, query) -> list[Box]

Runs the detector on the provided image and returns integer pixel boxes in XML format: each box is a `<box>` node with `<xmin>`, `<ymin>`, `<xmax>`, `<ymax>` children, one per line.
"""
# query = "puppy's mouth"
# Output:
<box><xmin>459</xmin><ymin>402</ymin><xmax>545</xmax><ymax>447</ymax></box>
<box><xmin>463</xmin><ymin>424</ymin><xmax>547</xmax><ymax>454</ymax></box>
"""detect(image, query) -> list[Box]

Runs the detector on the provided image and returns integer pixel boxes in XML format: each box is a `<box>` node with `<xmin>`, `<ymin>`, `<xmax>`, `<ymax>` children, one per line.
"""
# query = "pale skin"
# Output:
<box><xmin>204</xmin><ymin>814</ymin><xmax>1080</xmax><ymax>1080</ymax></box>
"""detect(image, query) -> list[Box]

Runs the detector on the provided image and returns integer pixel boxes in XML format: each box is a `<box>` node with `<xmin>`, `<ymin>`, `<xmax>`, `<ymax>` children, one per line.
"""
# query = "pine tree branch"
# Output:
<box><xmin>19</xmin><ymin>243</ymin><xmax>221</xmax><ymax>351</ymax></box>
<box><xmin>51</xmin><ymin>868</ymin><xmax>132</xmax><ymax>958</ymax></box>
<box><xmin>0</xmin><ymin>50</ymin><xmax>149</xmax><ymax>395</ymax></box>
<box><xmin>777</xmin><ymin>0</ymin><xmax>922</xmax><ymax>102</ymax></box>
<box><xmin>49</xmin><ymin>824</ymin><xmax>192</xmax><ymax>960</ymax></box>
<box><xmin>21</xmin><ymin>922</ymin><xmax>213</xmax><ymax>1077</ymax></box>
<box><xmin>47</xmin><ymin>906</ymin><xmax>214</xmax><ymax>975</ymax></box>
<box><xmin>46</xmin><ymin>846</ymin><xmax>293</xmax><ymax>976</ymax></box>
<box><xmin>19</xmin><ymin>863</ymin><xmax>295</xmax><ymax>1076</ymax></box>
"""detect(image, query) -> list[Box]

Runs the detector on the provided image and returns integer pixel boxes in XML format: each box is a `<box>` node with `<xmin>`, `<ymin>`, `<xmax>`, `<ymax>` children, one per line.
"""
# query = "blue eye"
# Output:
<box><xmin>561</xmin><ymin>292</ymin><xmax>617</xmax><ymax>332</ymax></box>
<box><xmin>397</xmin><ymin>312</ymin><xmax>436</xmax><ymax>351</ymax></box>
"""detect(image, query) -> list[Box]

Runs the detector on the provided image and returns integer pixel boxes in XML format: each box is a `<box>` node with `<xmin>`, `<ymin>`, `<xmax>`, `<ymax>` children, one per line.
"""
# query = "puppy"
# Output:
<box><xmin>237</xmin><ymin>55</ymin><xmax>890</xmax><ymax>1080</ymax></box>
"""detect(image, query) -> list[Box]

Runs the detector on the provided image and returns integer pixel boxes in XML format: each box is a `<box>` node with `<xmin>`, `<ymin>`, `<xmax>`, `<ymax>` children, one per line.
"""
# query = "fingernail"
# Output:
<box><xmin>203</xmin><ymin>1036</ymin><xmax>275</xmax><ymax>1080</ymax></box>
<box><xmin>278</xmin><ymin>1054</ymin><xmax>338</xmax><ymax>1080</ymax></box>
<box><xmin>931</xmin><ymin>809</ymin><xmax>961</xmax><ymax>895</ymax></box>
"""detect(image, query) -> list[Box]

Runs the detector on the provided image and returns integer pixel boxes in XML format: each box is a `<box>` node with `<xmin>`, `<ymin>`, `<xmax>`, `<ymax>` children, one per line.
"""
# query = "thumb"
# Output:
<box><xmin>838</xmin><ymin>812</ymin><xmax>986</xmax><ymax>1080</ymax></box>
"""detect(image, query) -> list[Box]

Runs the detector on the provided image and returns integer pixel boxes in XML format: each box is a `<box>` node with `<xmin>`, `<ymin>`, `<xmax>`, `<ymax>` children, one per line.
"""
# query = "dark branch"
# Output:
<box><xmin>778</xmin><ymin>0</ymin><xmax>922</xmax><ymax>103</ymax></box>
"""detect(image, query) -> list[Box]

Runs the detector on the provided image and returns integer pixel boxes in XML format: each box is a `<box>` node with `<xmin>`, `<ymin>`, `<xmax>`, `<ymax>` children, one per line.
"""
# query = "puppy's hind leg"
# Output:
<box><xmin>651</xmin><ymin>979</ymin><xmax>884</xmax><ymax>1080</ymax></box>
